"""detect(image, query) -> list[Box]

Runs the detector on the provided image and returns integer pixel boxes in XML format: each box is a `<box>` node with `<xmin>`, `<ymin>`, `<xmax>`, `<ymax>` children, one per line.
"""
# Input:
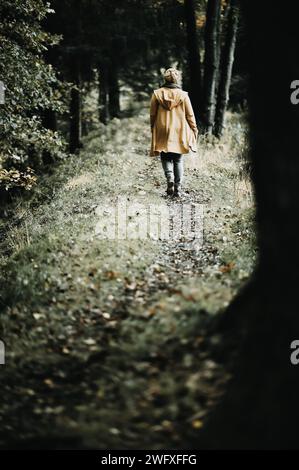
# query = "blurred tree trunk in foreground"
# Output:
<box><xmin>198</xmin><ymin>0</ymin><xmax>299</xmax><ymax>449</ymax></box>
<box><xmin>202</xmin><ymin>0</ymin><xmax>222</xmax><ymax>133</ymax></box>
<box><xmin>184</xmin><ymin>0</ymin><xmax>202</xmax><ymax>124</ymax></box>
<box><xmin>214</xmin><ymin>0</ymin><xmax>239</xmax><ymax>138</ymax></box>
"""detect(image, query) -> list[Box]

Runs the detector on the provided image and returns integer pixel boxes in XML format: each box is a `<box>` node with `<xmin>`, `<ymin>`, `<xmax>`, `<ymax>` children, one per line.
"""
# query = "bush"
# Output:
<box><xmin>0</xmin><ymin>0</ymin><xmax>68</xmax><ymax>191</ymax></box>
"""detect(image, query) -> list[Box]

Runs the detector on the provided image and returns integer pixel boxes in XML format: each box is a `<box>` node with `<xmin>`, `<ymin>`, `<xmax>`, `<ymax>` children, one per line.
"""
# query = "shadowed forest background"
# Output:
<box><xmin>0</xmin><ymin>0</ymin><xmax>298</xmax><ymax>450</ymax></box>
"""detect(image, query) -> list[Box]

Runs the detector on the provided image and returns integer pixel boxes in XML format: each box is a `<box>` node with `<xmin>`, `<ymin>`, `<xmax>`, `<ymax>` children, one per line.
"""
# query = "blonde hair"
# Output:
<box><xmin>163</xmin><ymin>67</ymin><xmax>181</xmax><ymax>84</ymax></box>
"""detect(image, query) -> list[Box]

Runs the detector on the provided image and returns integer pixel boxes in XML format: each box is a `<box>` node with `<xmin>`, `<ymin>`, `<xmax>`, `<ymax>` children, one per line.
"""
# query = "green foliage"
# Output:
<box><xmin>0</xmin><ymin>0</ymin><xmax>67</xmax><ymax>189</ymax></box>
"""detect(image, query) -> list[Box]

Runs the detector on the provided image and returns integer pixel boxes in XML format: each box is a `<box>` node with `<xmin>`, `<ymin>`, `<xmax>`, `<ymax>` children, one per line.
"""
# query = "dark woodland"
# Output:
<box><xmin>0</xmin><ymin>0</ymin><xmax>298</xmax><ymax>452</ymax></box>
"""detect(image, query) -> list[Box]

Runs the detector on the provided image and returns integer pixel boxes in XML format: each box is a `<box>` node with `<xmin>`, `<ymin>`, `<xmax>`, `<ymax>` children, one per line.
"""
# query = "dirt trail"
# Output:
<box><xmin>0</xmin><ymin>109</ymin><xmax>255</xmax><ymax>449</ymax></box>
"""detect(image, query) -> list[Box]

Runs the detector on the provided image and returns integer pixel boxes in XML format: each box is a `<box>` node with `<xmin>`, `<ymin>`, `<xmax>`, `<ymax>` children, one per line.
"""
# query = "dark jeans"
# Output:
<box><xmin>160</xmin><ymin>152</ymin><xmax>183</xmax><ymax>185</ymax></box>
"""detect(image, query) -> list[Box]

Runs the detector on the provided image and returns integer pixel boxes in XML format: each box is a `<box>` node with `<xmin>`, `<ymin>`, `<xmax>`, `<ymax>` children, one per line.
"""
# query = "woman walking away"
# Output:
<box><xmin>150</xmin><ymin>68</ymin><xmax>198</xmax><ymax>197</ymax></box>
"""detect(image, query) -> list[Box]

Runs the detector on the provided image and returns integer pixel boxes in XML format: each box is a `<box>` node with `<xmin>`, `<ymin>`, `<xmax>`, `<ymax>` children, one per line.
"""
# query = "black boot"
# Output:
<box><xmin>173</xmin><ymin>183</ymin><xmax>181</xmax><ymax>197</ymax></box>
<box><xmin>166</xmin><ymin>181</ymin><xmax>174</xmax><ymax>195</ymax></box>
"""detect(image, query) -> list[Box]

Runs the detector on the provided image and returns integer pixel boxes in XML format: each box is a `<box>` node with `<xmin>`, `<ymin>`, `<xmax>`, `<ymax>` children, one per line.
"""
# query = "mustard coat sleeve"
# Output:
<box><xmin>185</xmin><ymin>95</ymin><xmax>198</xmax><ymax>138</ymax></box>
<box><xmin>150</xmin><ymin>93</ymin><xmax>159</xmax><ymax>130</ymax></box>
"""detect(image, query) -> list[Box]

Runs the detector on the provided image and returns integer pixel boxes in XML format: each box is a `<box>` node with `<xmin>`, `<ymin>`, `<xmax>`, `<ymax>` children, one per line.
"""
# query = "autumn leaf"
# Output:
<box><xmin>219</xmin><ymin>262</ymin><xmax>235</xmax><ymax>273</ymax></box>
<box><xmin>104</xmin><ymin>270</ymin><xmax>120</xmax><ymax>280</ymax></box>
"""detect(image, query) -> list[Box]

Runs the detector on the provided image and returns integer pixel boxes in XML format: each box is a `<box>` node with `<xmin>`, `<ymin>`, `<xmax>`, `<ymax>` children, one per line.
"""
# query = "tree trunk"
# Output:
<box><xmin>108</xmin><ymin>61</ymin><xmax>120</xmax><ymax>119</ymax></box>
<box><xmin>42</xmin><ymin>109</ymin><xmax>57</xmax><ymax>165</ymax></box>
<box><xmin>69</xmin><ymin>61</ymin><xmax>82</xmax><ymax>153</ymax></box>
<box><xmin>202</xmin><ymin>0</ymin><xmax>222</xmax><ymax>133</ymax></box>
<box><xmin>184</xmin><ymin>0</ymin><xmax>202</xmax><ymax>124</ymax></box>
<box><xmin>98</xmin><ymin>63</ymin><xmax>110</xmax><ymax>124</ymax></box>
<box><xmin>196</xmin><ymin>0</ymin><xmax>299</xmax><ymax>449</ymax></box>
<box><xmin>214</xmin><ymin>0</ymin><xmax>239</xmax><ymax>138</ymax></box>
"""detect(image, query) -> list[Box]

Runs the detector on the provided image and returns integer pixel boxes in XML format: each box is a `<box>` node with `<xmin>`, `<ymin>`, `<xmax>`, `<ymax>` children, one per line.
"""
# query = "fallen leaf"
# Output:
<box><xmin>219</xmin><ymin>262</ymin><xmax>235</xmax><ymax>273</ymax></box>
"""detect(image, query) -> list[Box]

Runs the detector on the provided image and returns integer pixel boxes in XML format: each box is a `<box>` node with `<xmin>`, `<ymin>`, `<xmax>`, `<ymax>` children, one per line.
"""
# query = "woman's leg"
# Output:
<box><xmin>160</xmin><ymin>152</ymin><xmax>174</xmax><ymax>182</ymax></box>
<box><xmin>160</xmin><ymin>152</ymin><xmax>175</xmax><ymax>195</ymax></box>
<box><xmin>173</xmin><ymin>154</ymin><xmax>183</xmax><ymax>189</ymax></box>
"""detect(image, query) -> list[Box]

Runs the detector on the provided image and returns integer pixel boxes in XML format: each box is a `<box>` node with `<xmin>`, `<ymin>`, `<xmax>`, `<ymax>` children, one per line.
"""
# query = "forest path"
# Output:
<box><xmin>0</xmin><ymin>109</ymin><xmax>254</xmax><ymax>449</ymax></box>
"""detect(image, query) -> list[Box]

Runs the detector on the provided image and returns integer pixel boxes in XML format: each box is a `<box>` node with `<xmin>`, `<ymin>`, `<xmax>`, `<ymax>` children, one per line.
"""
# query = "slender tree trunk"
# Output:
<box><xmin>69</xmin><ymin>60</ymin><xmax>82</xmax><ymax>153</ymax></box>
<box><xmin>98</xmin><ymin>63</ymin><xmax>110</xmax><ymax>124</ymax></box>
<box><xmin>215</xmin><ymin>0</ymin><xmax>223</xmax><ymax>77</ymax></box>
<box><xmin>42</xmin><ymin>109</ymin><xmax>57</xmax><ymax>164</ymax></box>
<box><xmin>196</xmin><ymin>0</ymin><xmax>299</xmax><ymax>449</ymax></box>
<box><xmin>202</xmin><ymin>0</ymin><xmax>222</xmax><ymax>133</ymax></box>
<box><xmin>184</xmin><ymin>0</ymin><xmax>202</xmax><ymax>124</ymax></box>
<box><xmin>108</xmin><ymin>61</ymin><xmax>120</xmax><ymax>119</ymax></box>
<box><xmin>214</xmin><ymin>0</ymin><xmax>239</xmax><ymax>138</ymax></box>
<box><xmin>81</xmin><ymin>114</ymin><xmax>88</xmax><ymax>137</ymax></box>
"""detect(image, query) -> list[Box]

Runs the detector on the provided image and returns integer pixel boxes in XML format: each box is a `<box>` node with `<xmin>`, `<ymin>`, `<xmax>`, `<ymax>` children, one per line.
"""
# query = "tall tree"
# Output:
<box><xmin>202</xmin><ymin>0</ymin><xmax>222</xmax><ymax>133</ymax></box>
<box><xmin>197</xmin><ymin>0</ymin><xmax>299</xmax><ymax>449</ymax></box>
<box><xmin>108</xmin><ymin>59</ymin><xmax>121</xmax><ymax>119</ymax></box>
<box><xmin>98</xmin><ymin>62</ymin><xmax>110</xmax><ymax>124</ymax></box>
<box><xmin>184</xmin><ymin>0</ymin><xmax>202</xmax><ymax>123</ymax></box>
<box><xmin>46</xmin><ymin>0</ymin><xmax>186</xmax><ymax>134</ymax></box>
<box><xmin>69</xmin><ymin>58</ymin><xmax>82</xmax><ymax>153</ymax></box>
<box><xmin>45</xmin><ymin>0</ymin><xmax>91</xmax><ymax>152</ymax></box>
<box><xmin>214</xmin><ymin>0</ymin><xmax>239</xmax><ymax>138</ymax></box>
